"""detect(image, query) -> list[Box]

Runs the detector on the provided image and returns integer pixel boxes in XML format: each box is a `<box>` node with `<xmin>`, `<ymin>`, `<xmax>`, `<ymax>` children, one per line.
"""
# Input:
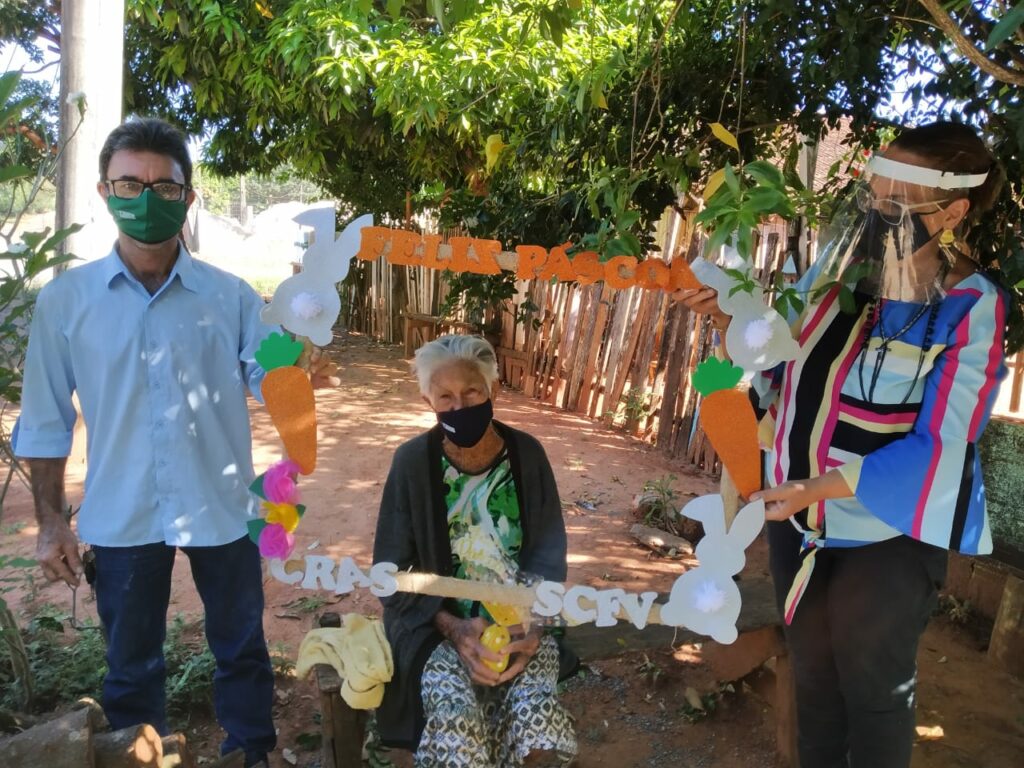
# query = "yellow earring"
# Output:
<box><xmin>939</xmin><ymin>229</ymin><xmax>956</xmax><ymax>246</ymax></box>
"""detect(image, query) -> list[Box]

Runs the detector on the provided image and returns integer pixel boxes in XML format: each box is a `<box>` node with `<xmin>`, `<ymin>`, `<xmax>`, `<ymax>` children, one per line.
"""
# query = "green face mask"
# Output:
<box><xmin>106</xmin><ymin>189</ymin><xmax>187</xmax><ymax>244</ymax></box>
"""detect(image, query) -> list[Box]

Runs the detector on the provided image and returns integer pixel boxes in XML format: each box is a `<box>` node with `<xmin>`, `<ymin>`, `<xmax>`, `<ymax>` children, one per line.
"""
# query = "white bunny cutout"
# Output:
<box><xmin>690</xmin><ymin>255</ymin><xmax>800</xmax><ymax>372</ymax></box>
<box><xmin>261</xmin><ymin>210</ymin><xmax>374</xmax><ymax>346</ymax></box>
<box><xmin>659</xmin><ymin>494</ymin><xmax>766</xmax><ymax>643</ymax></box>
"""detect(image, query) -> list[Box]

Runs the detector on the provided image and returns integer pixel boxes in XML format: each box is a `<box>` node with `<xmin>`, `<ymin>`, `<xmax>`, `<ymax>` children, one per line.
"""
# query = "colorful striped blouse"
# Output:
<box><xmin>755</xmin><ymin>263</ymin><xmax>1008</xmax><ymax>620</ymax></box>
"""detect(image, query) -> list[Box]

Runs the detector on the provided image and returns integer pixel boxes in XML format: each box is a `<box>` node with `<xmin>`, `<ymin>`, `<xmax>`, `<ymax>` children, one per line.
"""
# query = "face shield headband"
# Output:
<box><xmin>812</xmin><ymin>157</ymin><xmax>988</xmax><ymax>304</ymax></box>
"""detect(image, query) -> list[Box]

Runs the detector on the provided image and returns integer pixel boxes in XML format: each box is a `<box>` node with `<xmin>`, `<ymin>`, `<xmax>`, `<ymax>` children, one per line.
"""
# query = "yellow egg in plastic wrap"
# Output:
<box><xmin>482</xmin><ymin>601</ymin><xmax>523</xmax><ymax>628</ymax></box>
<box><xmin>480</xmin><ymin>623</ymin><xmax>511</xmax><ymax>673</ymax></box>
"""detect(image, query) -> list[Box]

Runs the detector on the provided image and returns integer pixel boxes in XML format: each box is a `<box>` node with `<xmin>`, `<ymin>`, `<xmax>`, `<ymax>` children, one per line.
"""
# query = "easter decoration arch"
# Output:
<box><xmin>252</xmin><ymin>144</ymin><xmax>800</xmax><ymax>644</ymax></box>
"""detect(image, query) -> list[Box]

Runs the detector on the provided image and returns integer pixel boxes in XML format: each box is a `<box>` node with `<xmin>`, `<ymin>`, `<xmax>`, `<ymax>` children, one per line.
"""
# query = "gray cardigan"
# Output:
<box><xmin>372</xmin><ymin>421</ymin><xmax>568</xmax><ymax>750</ymax></box>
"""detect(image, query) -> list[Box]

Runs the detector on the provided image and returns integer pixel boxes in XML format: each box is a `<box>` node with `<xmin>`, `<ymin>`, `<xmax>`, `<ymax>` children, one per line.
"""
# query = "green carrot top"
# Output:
<box><xmin>255</xmin><ymin>332</ymin><xmax>303</xmax><ymax>372</ymax></box>
<box><xmin>691</xmin><ymin>357</ymin><xmax>744</xmax><ymax>397</ymax></box>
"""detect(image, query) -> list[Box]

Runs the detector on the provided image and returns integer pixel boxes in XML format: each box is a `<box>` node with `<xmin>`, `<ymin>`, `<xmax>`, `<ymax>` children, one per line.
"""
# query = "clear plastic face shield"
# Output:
<box><xmin>815</xmin><ymin>156</ymin><xmax>988</xmax><ymax>303</ymax></box>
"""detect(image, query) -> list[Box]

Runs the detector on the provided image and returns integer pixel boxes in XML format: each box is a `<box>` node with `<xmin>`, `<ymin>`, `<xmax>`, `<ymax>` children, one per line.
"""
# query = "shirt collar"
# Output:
<box><xmin>103</xmin><ymin>242</ymin><xmax>199</xmax><ymax>294</ymax></box>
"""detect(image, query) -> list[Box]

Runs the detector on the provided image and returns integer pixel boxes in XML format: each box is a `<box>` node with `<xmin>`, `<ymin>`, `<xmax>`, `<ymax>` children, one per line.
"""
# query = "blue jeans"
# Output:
<box><xmin>92</xmin><ymin>536</ymin><xmax>276</xmax><ymax>765</ymax></box>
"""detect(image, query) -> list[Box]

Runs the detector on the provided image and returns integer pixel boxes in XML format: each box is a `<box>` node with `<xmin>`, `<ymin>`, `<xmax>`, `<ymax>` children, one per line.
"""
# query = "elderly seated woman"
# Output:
<box><xmin>372</xmin><ymin>335</ymin><xmax>578</xmax><ymax>767</ymax></box>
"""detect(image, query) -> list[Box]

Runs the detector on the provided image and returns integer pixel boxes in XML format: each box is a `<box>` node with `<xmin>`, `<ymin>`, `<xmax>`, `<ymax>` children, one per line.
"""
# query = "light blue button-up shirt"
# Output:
<box><xmin>15</xmin><ymin>246</ymin><xmax>279</xmax><ymax>547</ymax></box>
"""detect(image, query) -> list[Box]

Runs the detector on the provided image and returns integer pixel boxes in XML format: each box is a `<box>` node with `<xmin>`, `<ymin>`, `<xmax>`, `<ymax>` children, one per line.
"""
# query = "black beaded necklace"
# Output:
<box><xmin>857</xmin><ymin>299</ymin><xmax>940</xmax><ymax>404</ymax></box>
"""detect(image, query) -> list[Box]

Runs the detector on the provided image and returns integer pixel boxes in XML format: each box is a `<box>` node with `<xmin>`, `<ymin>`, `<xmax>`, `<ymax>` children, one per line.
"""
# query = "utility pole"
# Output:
<box><xmin>56</xmin><ymin>0</ymin><xmax>125</xmax><ymax>262</ymax></box>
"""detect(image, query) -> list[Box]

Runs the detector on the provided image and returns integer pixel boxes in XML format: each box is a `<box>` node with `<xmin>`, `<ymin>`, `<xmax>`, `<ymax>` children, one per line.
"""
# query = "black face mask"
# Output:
<box><xmin>855</xmin><ymin>209</ymin><xmax>936</xmax><ymax>263</ymax></box>
<box><xmin>438</xmin><ymin>399</ymin><xmax>494</xmax><ymax>447</ymax></box>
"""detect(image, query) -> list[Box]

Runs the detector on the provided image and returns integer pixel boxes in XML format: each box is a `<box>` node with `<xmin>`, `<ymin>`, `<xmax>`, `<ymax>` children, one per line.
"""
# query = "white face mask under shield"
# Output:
<box><xmin>813</xmin><ymin>156</ymin><xmax>988</xmax><ymax>304</ymax></box>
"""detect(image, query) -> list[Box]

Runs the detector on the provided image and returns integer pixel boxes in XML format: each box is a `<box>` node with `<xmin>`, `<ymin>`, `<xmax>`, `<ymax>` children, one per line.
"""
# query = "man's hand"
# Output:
<box><xmin>36</xmin><ymin>514</ymin><xmax>81</xmax><ymax>586</ymax></box>
<box><xmin>434</xmin><ymin>611</ymin><xmax>505</xmax><ymax>686</ymax></box>
<box><xmin>27</xmin><ymin>457</ymin><xmax>79</xmax><ymax>586</ymax></box>
<box><xmin>297</xmin><ymin>339</ymin><xmax>340</xmax><ymax>389</ymax></box>
<box><xmin>495</xmin><ymin>624</ymin><xmax>542</xmax><ymax>685</ymax></box>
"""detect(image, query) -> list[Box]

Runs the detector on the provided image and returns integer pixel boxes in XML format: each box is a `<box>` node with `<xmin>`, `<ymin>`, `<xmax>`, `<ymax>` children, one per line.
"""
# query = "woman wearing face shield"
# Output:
<box><xmin>675</xmin><ymin>122</ymin><xmax>1008</xmax><ymax>768</ymax></box>
<box><xmin>372</xmin><ymin>335</ymin><xmax>577</xmax><ymax>767</ymax></box>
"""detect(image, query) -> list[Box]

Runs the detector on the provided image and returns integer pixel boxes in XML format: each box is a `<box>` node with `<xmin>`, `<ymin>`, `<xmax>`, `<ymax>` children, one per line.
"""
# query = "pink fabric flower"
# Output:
<box><xmin>258</xmin><ymin>522</ymin><xmax>295</xmax><ymax>560</ymax></box>
<box><xmin>264</xmin><ymin>459</ymin><xmax>301</xmax><ymax>504</ymax></box>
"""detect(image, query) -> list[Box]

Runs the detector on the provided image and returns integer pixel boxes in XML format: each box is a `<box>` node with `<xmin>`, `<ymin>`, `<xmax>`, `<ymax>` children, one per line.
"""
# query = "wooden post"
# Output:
<box><xmin>94</xmin><ymin>724</ymin><xmax>163</xmax><ymax>768</ymax></box>
<box><xmin>316</xmin><ymin>612</ymin><xmax>365</xmax><ymax>768</ymax></box>
<box><xmin>0</xmin><ymin>706</ymin><xmax>102</xmax><ymax>768</ymax></box>
<box><xmin>160</xmin><ymin>734</ymin><xmax>196</xmax><ymax>768</ymax></box>
<box><xmin>988</xmin><ymin>574</ymin><xmax>1024</xmax><ymax>678</ymax></box>
<box><xmin>56</xmin><ymin>0</ymin><xmax>125</xmax><ymax>262</ymax></box>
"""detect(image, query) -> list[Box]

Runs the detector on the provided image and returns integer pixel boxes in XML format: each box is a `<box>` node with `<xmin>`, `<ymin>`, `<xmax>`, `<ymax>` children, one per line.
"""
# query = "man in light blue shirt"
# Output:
<box><xmin>16</xmin><ymin>118</ymin><xmax>332</xmax><ymax>768</ymax></box>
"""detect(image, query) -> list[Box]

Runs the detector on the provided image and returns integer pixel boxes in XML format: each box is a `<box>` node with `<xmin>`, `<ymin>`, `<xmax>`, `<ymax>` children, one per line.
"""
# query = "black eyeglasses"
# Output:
<box><xmin>105</xmin><ymin>178</ymin><xmax>189</xmax><ymax>202</ymax></box>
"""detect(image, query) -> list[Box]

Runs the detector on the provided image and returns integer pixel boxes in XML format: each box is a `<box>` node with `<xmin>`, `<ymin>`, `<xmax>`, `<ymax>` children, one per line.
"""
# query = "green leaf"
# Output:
<box><xmin>619</xmin><ymin>231</ymin><xmax>642</xmax><ymax>256</ymax></box>
<box><xmin>255</xmin><ymin>332</ymin><xmax>302</xmax><ymax>371</ymax></box>
<box><xmin>710</xmin><ymin>122</ymin><xmax>739</xmax><ymax>151</ymax></box>
<box><xmin>691</xmin><ymin>358</ymin><xmax>743</xmax><ymax>397</ymax></box>
<box><xmin>37</xmin><ymin>223</ymin><xmax>85</xmax><ymax>257</ymax></box>
<box><xmin>736</xmin><ymin>227</ymin><xmax>753</xmax><ymax>260</ymax></box>
<box><xmin>250</xmin><ymin>473</ymin><xmax>267</xmax><ymax>500</ymax></box>
<box><xmin>0</xmin><ymin>72</ymin><xmax>21</xmax><ymax>112</ymax></box>
<box><xmin>0</xmin><ymin>165</ymin><xmax>31</xmax><ymax>183</ymax></box>
<box><xmin>743</xmin><ymin>160</ymin><xmax>785</xmax><ymax>189</ymax></box>
<box><xmin>33</xmin><ymin>615</ymin><xmax>65</xmax><ymax>633</ymax></box>
<box><xmin>386</xmin><ymin>0</ymin><xmax>404</xmax><ymax>19</ymax></box>
<box><xmin>986</xmin><ymin>3</ymin><xmax>1024</xmax><ymax>51</ymax></box>
<box><xmin>247</xmin><ymin>517</ymin><xmax>268</xmax><ymax>545</ymax></box>
<box><xmin>723</xmin><ymin>163</ymin><xmax>741</xmax><ymax>196</ymax></box>
<box><xmin>704</xmin><ymin>226</ymin><xmax>732</xmax><ymax>257</ymax></box>
<box><xmin>837</xmin><ymin>285</ymin><xmax>857</xmax><ymax>314</ymax></box>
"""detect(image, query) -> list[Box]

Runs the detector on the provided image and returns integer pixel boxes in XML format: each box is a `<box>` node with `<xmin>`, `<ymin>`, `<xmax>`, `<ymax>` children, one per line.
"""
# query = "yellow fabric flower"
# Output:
<box><xmin>263</xmin><ymin>501</ymin><xmax>300</xmax><ymax>533</ymax></box>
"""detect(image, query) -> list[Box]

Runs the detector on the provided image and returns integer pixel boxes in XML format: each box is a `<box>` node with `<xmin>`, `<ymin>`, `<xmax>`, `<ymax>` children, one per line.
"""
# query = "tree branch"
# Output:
<box><xmin>917</xmin><ymin>0</ymin><xmax>1024</xmax><ymax>86</ymax></box>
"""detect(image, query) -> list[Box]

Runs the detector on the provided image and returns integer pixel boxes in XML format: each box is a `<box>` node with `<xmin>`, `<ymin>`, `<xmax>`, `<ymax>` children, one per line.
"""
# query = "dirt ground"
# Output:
<box><xmin>2</xmin><ymin>334</ymin><xmax>1023</xmax><ymax>767</ymax></box>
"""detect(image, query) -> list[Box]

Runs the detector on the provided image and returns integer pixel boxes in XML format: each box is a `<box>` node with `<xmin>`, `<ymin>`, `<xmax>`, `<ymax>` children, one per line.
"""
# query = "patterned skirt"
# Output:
<box><xmin>414</xmin><ymin>636</ymin><xmax>578</xmax><ymax>768</ymax></box>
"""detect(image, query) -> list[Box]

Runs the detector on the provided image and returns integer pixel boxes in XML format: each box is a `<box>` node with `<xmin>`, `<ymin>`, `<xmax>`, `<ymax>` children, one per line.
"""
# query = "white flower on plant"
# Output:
<box><xmin>7</xmin><ymin>243</ymin><xmax>28</xmax><ymax>254</ymax></box>
<box><xmin>463</xmin><ymin>216</ymin><xmax>479</xmax><ymax>229</ymax></box>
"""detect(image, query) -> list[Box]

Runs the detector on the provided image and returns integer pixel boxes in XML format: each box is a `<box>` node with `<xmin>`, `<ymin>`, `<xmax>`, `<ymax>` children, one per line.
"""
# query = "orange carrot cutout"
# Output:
<box><xmin>257</xmin><ymin>333</ymin><xmax>318</xmax><ymax>475</ymax></box>
<box><xmin>671</xmin><ymin>258</ymin><xmax>703</xmax><ymax>291</ymax></box>
<box><xmin>692</xmin><ymin>358</ymin><xmax>761</xmax><ymax>498</ymax></box>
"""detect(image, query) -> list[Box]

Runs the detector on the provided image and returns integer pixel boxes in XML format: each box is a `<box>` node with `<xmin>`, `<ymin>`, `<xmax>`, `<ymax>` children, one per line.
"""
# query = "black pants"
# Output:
<box><xmin>767</xmin><ymin>522</ymin><xmax>947</xmax><ymax>768</ymax></box>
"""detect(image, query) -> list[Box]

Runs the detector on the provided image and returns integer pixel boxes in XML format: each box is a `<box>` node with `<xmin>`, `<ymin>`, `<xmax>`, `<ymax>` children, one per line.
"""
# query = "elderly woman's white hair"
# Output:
<box><xmin>412</xmin><ymin>334</ymin><xmax>500</xmax><ymax>394</ymax></box>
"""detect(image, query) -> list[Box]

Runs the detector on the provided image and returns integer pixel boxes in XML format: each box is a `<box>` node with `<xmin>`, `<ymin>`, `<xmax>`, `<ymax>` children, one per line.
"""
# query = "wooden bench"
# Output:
<box><xmin>312</xmin><ymin>578</ymin><xmax>795</xmax><ymax>768</ymax></box>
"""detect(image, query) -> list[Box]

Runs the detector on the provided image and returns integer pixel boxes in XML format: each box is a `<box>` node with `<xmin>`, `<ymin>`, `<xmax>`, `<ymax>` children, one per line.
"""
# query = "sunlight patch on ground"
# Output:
<box><xmin>915</xmin><ymin>724</ymin><xmax>945</xmax><ymax>742</ymax></box>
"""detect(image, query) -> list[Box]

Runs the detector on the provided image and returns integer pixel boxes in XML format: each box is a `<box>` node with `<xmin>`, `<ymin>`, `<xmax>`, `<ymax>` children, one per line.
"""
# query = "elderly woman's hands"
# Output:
<box><xmin>495</xmin><ymin>624</ymin><xmax>543</xmax><ymax>685</ymax></box>
<box><xmin>435</xmin><ymin>612</ymin><xmax>506</xmax><ymax>685</ymax></box>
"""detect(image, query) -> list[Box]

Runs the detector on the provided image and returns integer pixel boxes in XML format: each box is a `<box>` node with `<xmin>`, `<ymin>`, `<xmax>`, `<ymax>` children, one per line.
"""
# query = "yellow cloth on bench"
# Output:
<box><xmin>295</xmin><ymin>614</ymin><xmax>394</xmax><ymax>709</ymax></box>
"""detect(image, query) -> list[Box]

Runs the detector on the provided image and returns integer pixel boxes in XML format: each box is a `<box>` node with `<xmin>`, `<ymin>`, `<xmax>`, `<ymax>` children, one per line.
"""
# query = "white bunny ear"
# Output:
<box><xmin>726</xmin><ymin>498</ymin><xmax>766</xmax><ymax>552</ymax></box>
<box><xmin>337</xmin><ymin>214</ymin><xmax>374</xmax><ymax>253</ymax></box>
<box><xmin>680</xmin><ymin>494</ymin><xmax>727</xmax><ymax>539</ymax></box>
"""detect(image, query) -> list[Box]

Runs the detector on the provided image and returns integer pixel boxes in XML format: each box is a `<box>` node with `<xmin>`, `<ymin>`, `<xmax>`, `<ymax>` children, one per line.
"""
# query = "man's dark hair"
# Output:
<box><xmin>99</xmin><ymin>117</ymin><xmax>192</xmax><ymax>187</ymax></box>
